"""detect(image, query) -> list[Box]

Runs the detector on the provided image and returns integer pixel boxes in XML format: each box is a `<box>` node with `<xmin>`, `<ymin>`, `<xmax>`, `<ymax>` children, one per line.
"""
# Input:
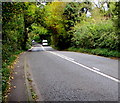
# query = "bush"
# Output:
<box><xmin>68</xmin><ymin>47</ymin><xmax>120</xmax><ymax>57</ymax></box>
<box><xmin>71</xmin><ymin>20</ymin><xmax>118</xmax><ymax>50</ymax></box>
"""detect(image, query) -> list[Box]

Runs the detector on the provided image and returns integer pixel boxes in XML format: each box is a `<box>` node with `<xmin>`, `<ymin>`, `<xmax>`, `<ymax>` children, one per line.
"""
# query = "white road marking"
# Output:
<box><xmin>31</xmin><ymin>47</ymin><xmax>42</xmax><ymax>51</ymax></box>
<box><xmin>41</xmin><ymin>45</ymin><xmax>45</xmax><ymax>51</ymax></box>
<box><xmin>33</xmin><ymin>47</ymin><xmax>41</xmax><ymax>49</ymax></box>
<box><xmin>49</xmin><ymin>51</ymin><xmax>74</xmax><ymax>61</ymax></box>
<box><xmin>93</xmin><ymin>67</ymin><xmax>100</xmax><ymax>71</ymax></box>
<box><xmin>48</xmin><ymin>51</ymin><xmax>120</xmax><ymax>83</ymax></box>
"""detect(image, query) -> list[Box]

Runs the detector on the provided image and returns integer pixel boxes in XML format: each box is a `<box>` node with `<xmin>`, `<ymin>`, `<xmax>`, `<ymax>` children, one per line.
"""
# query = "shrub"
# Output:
<box><xmin>71</xmin><ymin>20</ymin><xmax>118</xmax><ymax>50</ymax></box>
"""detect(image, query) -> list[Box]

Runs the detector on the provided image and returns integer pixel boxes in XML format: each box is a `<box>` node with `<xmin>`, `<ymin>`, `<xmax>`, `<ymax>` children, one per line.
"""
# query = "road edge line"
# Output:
<box><xmin>48</xmin><ymin>51</ymin><xmax>120</xmax><ymax>83</ymax></box>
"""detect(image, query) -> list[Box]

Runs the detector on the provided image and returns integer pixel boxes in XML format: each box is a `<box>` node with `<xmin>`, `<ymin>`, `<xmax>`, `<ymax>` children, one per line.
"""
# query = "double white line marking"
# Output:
<box><xmin>48</xmin><ymin>51</ymin><xmax>120</xmax><ymax>83</ymax></box>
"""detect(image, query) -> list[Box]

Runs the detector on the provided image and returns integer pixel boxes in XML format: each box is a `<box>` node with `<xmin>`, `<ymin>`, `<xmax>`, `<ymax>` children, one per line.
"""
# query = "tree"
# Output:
<box><xmin>22</xmin><ymin>2</ymin><xmax>37</xmax><ymax>50</ymax></box>
<box><xmin>63</xmin><ymin>2</ymin><xmax>92</xmax><ymax>47</ymax></box>
<box><xmin>41</xmin><ymin>2</ymin><xmax>67</xmax><ymax>48</ymax></box>
<box><xmin>2</xmin><ymin>2</ymin><xmax>37</xmax><ymax>60</ymax></box>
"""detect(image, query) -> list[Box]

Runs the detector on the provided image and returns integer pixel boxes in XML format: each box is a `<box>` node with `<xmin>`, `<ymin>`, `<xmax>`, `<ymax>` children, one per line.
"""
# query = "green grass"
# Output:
<box><xmin>67</xmin><ymin>47</ymin><xmax>120</xmax><ymax>58</ymax></box>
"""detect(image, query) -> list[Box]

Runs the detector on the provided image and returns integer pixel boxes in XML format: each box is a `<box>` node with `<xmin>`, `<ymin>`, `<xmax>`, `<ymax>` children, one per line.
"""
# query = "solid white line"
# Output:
<box><xmin>93</xmin><ymin>67</ymin><xmax>100</xmax><ymax>71</ymax></box>
<box><xmin>48</xmin><ymin>51</ymin><xmax>120</xmax><ymax>83</ymax></box>
<box><xmin>41</xmin><ymin>45</ymin><xmax>45</xmax><ymax>51</ymax></box>
<box><xmin>49</xmin><ymin>51</ymin><xmax>74</xmax><ymax>61</ymax></box>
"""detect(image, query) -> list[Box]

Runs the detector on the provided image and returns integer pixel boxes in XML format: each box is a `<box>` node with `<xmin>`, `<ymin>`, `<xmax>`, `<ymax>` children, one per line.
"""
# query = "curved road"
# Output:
<box><xmin>26</xmin><ymin>44</ymin><xmax>119</xmax><ymax>101</ymax></box>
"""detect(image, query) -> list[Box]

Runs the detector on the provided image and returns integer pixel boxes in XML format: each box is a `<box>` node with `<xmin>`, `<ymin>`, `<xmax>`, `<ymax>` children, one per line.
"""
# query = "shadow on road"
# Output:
<box><xmin>28</xmin><ymin>43</ymin><xmax>56</xmax><ymax>52</ymax></box>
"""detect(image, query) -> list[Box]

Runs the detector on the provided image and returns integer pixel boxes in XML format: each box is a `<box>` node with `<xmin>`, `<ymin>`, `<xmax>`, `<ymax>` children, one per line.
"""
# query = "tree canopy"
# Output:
<box><xmin>2</xmin><ymin>1</ymin><xmax>120</xmax><ymax>96</ymax></box>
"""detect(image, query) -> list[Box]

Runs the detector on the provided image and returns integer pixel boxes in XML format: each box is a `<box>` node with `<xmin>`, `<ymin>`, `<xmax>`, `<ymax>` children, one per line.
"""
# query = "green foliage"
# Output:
<box><xmin>113</xmin><ymin>2</ymin><xmax>120</xmax><ymax>35</ymax></box>
<box><xmin>43</xmin><ymin>2</ymin><xmax>66</xmax><ymax>34</ymax></box>
<box><xmin>23</xmin><ymin>2</ymin><xmax>36</xmax><ymax>27</ymax></box>
<box><xmin>2</xmin><ymin>2</ymin><xmax>37</xmax><ymax>97</ymax></box>
<box><xmin>68</xmin><ymin>47</ymin><xmax>120</xmax><ymax>57</ymax></box>
<box><xmin>71</xmin><ymin>20</ymin><xmax>118</xmax><ymax>50</ymax></box>
<box><xmin>31</xmin><ymin>23</ymin><xmax>48</xmax><ymax>35</ymax></box>
<box><xmin>2</xmin><ymin>2</ymin><xmax>119</xmax><ymax>98</ymax></box>
<box><xmin>2</xmin><ymin>13</ymin><xmax>24</xmax><ymax>61</ymax></box>
<box><xmin>2</xmin><ymin>2</ymin><xmax>37</xmax><ymax>61</ymax></box>
<box><xmin>2</xmin><ymin>67</ymin><xmax>10</xmax><ymax>92</ymax></box>
<box><xmin>41</xmin><ymin>2</ymin><xmax>68</xmax><ymax>49</ymax></box>
<box><xmin>2</xmin><ymin>50</ymin><xmax>23</xmax><ymax>95</ymax></box>
<box><xmin>63</xmin><ymin>2</ymin><xmax>92</xmax><ymax>30</ymax></box>
<box><xmin>63</xmin><ymin>2</ymin><xmax>80</xmax><ymax>30</ymax></box>
<box><xmin>35</xmin><ymin>2</ymin><xmax>94</xmax><ymax>49</ymax></box>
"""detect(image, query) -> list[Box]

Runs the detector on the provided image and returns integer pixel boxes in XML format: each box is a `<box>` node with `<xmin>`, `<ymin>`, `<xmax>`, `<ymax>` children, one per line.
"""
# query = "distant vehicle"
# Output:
<box><xmin>32</xmin><ymin>40</ymin><xmax>35</xmax><ymax>43</ymax></box>
<box><xmin>32</xmin><ymin>40</ymin><xmax>35</xmax><ymax>45</ymax></box>
<box><xmin>42</xmin><ymin>40</ymin><xmax>48</xmax><ymax>46</ymax></box>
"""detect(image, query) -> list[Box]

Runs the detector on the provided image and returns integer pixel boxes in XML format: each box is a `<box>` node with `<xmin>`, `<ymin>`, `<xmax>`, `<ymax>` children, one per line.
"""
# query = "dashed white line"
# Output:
<box><xmin>48</xmin><ymin>51</ymin><xmax>120</xmax><ymax>83</ymax></box>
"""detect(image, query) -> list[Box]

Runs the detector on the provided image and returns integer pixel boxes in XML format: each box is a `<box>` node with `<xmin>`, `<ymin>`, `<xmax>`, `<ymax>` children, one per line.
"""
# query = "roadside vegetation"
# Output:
<box><xmin>68</xmin><ymin>47</ymin><xmax>120</xmax><ymax>58</ymax></box>
<box><xmin>2</xmin><ymin>1</ymin><xmax>120</xmax><ymax>100</ymax></box>
<box><xmin>34</xmin><ymin>2</ymin><xmax>119</xmax><ymax>57</ymax></box>
<box><xmin>2</xmin><ymin>2</ymin><xmax>37</xmax><ymax>99</ymax></box>
<box><xmin>68</xmin><ymin>20</ymin><xmax>119</xmax><ymax>57</ymax></box>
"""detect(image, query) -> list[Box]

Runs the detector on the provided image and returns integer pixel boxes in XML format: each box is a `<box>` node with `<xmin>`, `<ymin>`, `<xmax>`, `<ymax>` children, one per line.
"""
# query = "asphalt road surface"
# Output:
<box><xmin>26</xmin><ymin>44</ymin><xmax>119</xmax><ymax>101</ymax></box>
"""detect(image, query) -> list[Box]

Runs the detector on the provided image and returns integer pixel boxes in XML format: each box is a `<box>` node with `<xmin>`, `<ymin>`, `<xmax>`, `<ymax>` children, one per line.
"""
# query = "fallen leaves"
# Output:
<box><xmin>14</xmin><ymin>72</ymin><xmax>17</xmax><ymax>74</ymax></box>
<box><xmin>11</xmin><ymin>76</ymin><xmax>14</xmax><ymax>80</ymax></box>
<box><xmin>13</xmin><ymin>86</ymin><xmax>16</xmax><ymax>89</ymax></box>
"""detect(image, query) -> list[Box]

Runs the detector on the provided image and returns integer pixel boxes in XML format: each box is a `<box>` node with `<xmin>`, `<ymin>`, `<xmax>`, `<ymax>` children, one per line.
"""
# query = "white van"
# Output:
<box><xmin>42</xmin><ymin>40</ymin><xmax>48</xmax><ymax>46</ymax></box>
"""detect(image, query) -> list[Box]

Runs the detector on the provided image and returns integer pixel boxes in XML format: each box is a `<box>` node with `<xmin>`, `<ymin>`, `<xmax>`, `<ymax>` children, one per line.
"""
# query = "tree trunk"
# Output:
<box><xmin>22</xmin><ymin>14</ymin><xmax>28</xmax><ymax>50</ymax></box>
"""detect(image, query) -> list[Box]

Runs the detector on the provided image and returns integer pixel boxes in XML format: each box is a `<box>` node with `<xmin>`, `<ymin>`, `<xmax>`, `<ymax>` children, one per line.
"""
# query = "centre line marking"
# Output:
<box><xmin>48</xmin><ymin>51</ymin><xmax>120</xmax><ymax>83</ymax></box>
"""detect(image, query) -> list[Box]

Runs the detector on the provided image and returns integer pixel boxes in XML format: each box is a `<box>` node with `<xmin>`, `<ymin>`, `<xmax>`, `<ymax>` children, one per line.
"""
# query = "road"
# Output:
<box><xmin>25</xmin><ymin>44</ymin><xmax>119</xmax><ymax>101</ymax></box>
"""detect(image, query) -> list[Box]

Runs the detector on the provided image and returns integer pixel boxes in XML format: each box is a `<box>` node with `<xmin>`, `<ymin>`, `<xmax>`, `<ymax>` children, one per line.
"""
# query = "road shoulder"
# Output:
<box><xmin>7</xmin><ymin>52</ymin><xmax>29</xmax><ymax>102</ymax></box>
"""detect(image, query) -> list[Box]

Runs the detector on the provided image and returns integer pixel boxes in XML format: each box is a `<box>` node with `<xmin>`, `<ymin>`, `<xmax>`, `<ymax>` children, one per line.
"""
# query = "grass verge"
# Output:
<box><xmin>67</xmin><ymin>47</ymin><xmax>120</xmax><ymax>58</ymax></box>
